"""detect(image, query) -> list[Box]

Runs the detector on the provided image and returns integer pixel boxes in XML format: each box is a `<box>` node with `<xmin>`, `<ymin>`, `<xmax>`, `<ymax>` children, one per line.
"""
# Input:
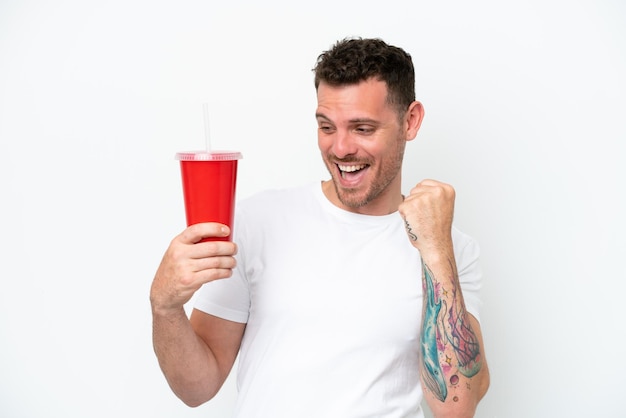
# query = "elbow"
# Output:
<box><xmin>182</xmin><ymin>399</ymin><xmax>207</xmax><ymax>408</ymax></box>
<box><xmin>170</xmin><ymin>382</ymin><xmax>217</xmax><ymax>408</ymax></box>
<box><xmin>177</xmin><ymin>391</ymin><xmax>213</xmax><ymax>408</ymax></box>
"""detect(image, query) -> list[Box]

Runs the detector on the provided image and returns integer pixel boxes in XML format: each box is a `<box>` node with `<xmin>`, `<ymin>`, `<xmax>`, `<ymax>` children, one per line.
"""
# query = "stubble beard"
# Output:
<box><xmin>325</xmin><ymin>142</ymin><xmax>406</xmax><ymax>210</ymax></box>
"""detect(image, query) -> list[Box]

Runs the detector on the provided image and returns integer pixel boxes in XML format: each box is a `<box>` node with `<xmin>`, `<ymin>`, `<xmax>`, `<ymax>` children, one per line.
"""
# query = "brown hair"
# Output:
<box><xmin>313</xmin><ymin>37</ymin><xmax>416</xmax><ymax>115</ymax></box>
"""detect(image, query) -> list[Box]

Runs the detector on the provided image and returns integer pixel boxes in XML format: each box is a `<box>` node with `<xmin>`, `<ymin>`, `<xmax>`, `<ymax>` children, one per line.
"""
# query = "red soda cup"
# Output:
<box><xmin>175</xmin><ymin>151</ymin><xmax>243</xmax><ymax>242</ymax></box>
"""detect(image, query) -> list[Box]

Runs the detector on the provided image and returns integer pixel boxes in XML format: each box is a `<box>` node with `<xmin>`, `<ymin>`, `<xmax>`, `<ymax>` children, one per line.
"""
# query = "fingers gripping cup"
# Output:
<box><xmin>176</xmin><ymin>151</ymin><xmax>243</xmax><ymax>242</ymax></box>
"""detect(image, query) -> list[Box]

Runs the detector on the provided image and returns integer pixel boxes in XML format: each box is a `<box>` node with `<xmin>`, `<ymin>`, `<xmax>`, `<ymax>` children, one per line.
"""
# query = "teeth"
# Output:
<box><xmin>338</xmin><ymin>164</ymin><xmax>367</xmax><ymax>173</ymax></box>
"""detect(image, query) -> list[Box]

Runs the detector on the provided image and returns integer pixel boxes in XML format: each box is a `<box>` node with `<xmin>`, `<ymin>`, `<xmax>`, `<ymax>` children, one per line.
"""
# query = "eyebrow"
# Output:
<box><xmin>315</xmin><ymin>113</ymin><xmax>332</xmax><ymax>122</ymax></box>
<box><xmin>315</xmin><ymin>113</ymin><xmax>379</xmax><ymax>125</ymax></box>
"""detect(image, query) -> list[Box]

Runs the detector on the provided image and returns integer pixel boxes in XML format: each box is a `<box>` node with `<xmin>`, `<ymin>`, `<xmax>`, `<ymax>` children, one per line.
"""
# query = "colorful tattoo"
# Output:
<box><xmin>420</xmin><ymin>262</ymin><xmax>447</xmax><ymax>401</ymax></box>
<box><xmin>445</xmin><ymin>287</ymin><xmax>482</xmax><ymax>377</ymax></box>
<box><xmin>420</xmin><ymin>260</ymin><xmax>482</xmax><ymax>402</ymax></box>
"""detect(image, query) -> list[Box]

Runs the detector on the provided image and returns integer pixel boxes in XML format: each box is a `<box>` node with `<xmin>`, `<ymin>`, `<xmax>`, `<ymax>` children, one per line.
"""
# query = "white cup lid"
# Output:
<box><xmin>175</xmin><ymin>151</ymin><xmax>243</xmax><ymax>161</ymax></box>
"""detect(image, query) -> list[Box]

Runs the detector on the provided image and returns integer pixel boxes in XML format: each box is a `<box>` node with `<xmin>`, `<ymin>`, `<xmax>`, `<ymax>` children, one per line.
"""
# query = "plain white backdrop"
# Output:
<box><xmin>1</xmin><ymin>0</ymin><xmax>624</xmax><ymax>417</ymax></box>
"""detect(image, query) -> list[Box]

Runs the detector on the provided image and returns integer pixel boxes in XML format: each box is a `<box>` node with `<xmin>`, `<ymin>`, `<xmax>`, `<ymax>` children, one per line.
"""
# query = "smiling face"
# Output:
<box><xmin>316</xmin><ymin>78</ymin><xmax>423</xmax><ymax>215</ymax></box>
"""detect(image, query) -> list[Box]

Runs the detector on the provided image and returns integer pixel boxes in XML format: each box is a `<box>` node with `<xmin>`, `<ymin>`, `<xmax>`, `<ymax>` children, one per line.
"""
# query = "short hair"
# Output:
<box><xmin>313</xmin><ymin>37</ymin><xmax>416</xmax><ymax>115</ymax></box>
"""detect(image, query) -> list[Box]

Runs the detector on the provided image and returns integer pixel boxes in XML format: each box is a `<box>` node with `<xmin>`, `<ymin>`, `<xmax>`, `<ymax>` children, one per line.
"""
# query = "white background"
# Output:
<box><xmin>1</xmin><ymin>0</ymin><xmax>625</xmax><ymax>417</ymax></box>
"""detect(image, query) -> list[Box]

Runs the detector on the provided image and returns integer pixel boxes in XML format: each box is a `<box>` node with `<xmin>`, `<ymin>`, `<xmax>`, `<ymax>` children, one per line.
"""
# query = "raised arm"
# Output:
<box><xmin>150</xmin><ymin>223</ymin><xmax>245</xmax><ymax>407</ymax></box>
<box><xmin>399</xmin><ymin>180</ymin><xmax>490</xmax><ymax>418</ymax></box>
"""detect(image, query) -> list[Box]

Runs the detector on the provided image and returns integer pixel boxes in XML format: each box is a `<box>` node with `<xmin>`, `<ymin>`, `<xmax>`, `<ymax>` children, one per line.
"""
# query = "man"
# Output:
<box><xmin>151</xmin><ymin>37</ymin><xmax>489</xmax><ymax>417</ymax></box>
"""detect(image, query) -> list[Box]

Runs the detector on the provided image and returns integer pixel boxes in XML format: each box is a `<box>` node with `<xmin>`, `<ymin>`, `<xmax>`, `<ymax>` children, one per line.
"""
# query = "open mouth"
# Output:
<box><xmin>337</xmin><ymin>163</ymin><xmax>369</xmax><ymax>180</ymax></box>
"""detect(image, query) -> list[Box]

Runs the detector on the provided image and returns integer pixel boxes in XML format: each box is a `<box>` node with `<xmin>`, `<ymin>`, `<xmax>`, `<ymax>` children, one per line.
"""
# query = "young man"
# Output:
<box><xmin>150</xmin><ymin>37</ymin><xmax>489</xmax><ymax>418</ymax></box>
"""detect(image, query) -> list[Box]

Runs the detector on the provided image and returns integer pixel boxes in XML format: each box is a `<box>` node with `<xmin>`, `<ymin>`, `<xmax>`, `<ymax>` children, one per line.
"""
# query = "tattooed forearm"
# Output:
<box><xmin>420</xmin><ymin>262</ymin><xmax>447</xmax><ymax>401</ymax></box>
<box><xmin>419</xmin><ymin>260</ymin><xmax>483</xmax><ymax>403</ymax></box>
<box><xmin>446</xmin><ymin>287</ymin><xmax>481</xmax><ymax>377</ymax></box>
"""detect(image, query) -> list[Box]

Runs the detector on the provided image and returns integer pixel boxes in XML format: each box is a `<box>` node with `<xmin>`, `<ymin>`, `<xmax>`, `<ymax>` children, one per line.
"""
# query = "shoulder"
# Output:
<box><xmin>238</xmin><ymin>183</ymin><xmax>318</xmax><ymax>214</ymax></box>
<box><xmin>232</xmin><ymin>183</ymin><xmax>320</xmax><ymax>246</ymax></box>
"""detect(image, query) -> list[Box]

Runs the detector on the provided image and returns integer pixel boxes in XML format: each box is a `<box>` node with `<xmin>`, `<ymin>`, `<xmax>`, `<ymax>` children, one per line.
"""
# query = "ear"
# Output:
<box><xmin>405</xmin><ymin>101</ymin><xmax>425</xmax><ymax>141</ymax></box>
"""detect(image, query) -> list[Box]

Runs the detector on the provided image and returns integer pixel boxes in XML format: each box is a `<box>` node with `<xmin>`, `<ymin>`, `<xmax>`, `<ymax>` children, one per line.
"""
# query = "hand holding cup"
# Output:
<box><xmin>150</xmin><ymin>223</ymin><xmax>238</xmax><ymax>315</ymax></box>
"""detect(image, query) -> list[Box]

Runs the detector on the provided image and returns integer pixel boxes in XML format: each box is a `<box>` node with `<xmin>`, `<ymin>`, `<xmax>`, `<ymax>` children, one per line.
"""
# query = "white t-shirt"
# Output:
<box><xmin>195</xmin><ymin>182</ymin><xmax>483</xmax><ymax>418</ymax></box>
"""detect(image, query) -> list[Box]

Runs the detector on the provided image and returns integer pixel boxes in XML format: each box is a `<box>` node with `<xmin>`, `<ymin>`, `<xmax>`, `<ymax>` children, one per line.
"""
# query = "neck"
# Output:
<box><xmin>321</xmin><ymin>180</ymin><xmax>403</xmax><ymax>216</ymax></box>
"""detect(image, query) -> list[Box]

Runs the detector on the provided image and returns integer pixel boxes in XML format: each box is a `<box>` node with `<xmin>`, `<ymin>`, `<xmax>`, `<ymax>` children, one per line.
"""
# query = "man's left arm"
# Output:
<box><xmin>399</xmin><ymin>180</ymin><xmax>490</xmax><ymax>418</ymax></box>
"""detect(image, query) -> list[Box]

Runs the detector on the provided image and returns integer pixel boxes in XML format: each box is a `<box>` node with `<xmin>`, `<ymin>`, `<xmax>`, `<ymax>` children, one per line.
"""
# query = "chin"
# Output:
<box><xmin>336</xmin><ymin>188</ymin><xmax>369</xmax><ymax>209</ymax></box>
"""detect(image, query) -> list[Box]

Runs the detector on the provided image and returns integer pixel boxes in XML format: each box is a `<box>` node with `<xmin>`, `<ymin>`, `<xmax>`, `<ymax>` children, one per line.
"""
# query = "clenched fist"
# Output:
<box><xmin>150</xmin><ymin>223</ymin><xmax>238</xmax><ymax>316</ymax></box>
<box><xmin>398</xmin><ymin>179</ymin><xmax>455</xmax><ymax>254</ymax></box>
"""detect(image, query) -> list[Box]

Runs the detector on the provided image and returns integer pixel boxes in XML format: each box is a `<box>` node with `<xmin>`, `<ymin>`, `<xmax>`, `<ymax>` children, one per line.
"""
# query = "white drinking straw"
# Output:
<box><xmin>202</xmin><ymin>102</ymin><xmax>212</xmax><ymax>152</ymax></box>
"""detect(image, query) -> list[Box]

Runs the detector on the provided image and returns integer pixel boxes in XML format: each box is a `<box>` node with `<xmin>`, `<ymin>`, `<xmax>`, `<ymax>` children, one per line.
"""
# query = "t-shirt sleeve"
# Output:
<box><xmin>193</xmin><ymin>208</ymin><xmax>251</xmax><ymax>324</ymax></box>
<box><xmin>193</xmin><ymin>269</ymin><xmax>250</xmax><ymax>323</ymax></box>
<box><xmin>453</xmin><ymin>227</ymin><xmax>484</xmax><ymax>323</ymax></box>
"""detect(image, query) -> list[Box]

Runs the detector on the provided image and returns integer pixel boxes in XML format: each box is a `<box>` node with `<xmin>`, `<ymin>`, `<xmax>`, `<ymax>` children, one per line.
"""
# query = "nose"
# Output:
<box><xmin>332</xmin><ymin>130</ymin><xmax>358</xmax><ymax>159</ymax></box>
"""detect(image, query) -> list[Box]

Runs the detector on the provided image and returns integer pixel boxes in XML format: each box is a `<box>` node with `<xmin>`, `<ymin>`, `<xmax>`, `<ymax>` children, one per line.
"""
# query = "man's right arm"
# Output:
<box><xmin>152</xmin><ymin>308</ymin><xmax>245</xmax><ymax>406</ymax></box>
<box><xmin>150</xmin><ymin>223</ymin><xmax>245</xmax><ymax>407</ymax></box>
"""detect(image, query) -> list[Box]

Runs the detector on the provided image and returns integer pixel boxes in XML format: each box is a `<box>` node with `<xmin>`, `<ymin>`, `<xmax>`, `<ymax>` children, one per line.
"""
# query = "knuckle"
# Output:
<box><xmin>206</xmin><ymin>256</ymin><xmax>222</xmax><ymax>269</ymax></box>
<box><xmin>178</xmin><ymin>270</ymin><xmax>196</xmax><ymax>286</ymax></box>
<box><xmin>167</xmin><ymin>241</ymin><xmax>188</xmax><ymax>262</ymax></box>
<box><xmin>203</xmin><ymin>241</ymin><xmax>220</xmax><ymax>254</ymax></box>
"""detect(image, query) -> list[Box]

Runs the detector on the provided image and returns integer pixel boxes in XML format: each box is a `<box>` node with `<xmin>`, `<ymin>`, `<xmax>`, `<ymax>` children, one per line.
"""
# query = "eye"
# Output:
<box><xmin>355</xmin><ymin>125</ymin><xmax>375</xmax><ymax>135</ymax></box>
<box><xmin>318</xmin><ymin>124</ymin><xmax>335</xmax><ymax>134</ymax></box>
